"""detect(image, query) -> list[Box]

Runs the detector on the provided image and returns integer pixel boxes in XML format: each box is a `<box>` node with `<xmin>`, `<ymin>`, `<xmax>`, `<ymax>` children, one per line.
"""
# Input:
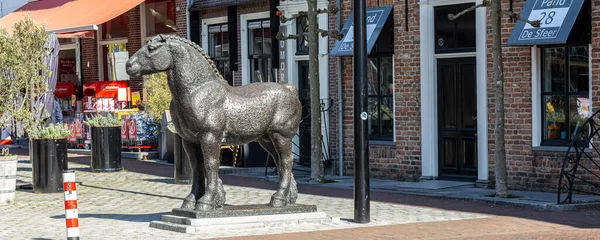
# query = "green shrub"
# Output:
<box><xmin>85</xmin><ymin>114</ymin><xmax>122</xmax><ymax>127</ymax></box>
<box><xmin>143</xmin><ymin>72</ymin><xmax>171</xmax><ymax>125</ymax></box>
<box><xmin>28</xmin><ymin>123</ymin><xmax>71</xmax><ymax>140</ymax></box>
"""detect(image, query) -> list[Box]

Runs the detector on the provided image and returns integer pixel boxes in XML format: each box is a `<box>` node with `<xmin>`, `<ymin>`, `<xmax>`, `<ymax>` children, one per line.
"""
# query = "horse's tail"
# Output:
<box><xmin>282</xmin><ymin>83</ymin><xmax>299</xmax><ymax>96</ymax></box>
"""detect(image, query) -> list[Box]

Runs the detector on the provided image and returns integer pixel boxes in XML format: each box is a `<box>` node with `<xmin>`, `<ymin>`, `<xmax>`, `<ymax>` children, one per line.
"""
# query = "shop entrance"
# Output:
<box><xmin>437</xmin><ymin>57</ymin><xmax>477</xmax><ymax>177</ymax></box>
<box><xmin>297</xmin><ymin>61</ymin><xmax>311</xmax><ymax>167</ymax></box>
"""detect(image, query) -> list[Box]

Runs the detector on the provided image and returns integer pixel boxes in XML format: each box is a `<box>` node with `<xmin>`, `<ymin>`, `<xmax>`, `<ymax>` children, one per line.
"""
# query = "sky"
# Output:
<box><xmin>0</xmin><ymin>0</ymin><xmax>28</xmax><ymax>18</ymax></box>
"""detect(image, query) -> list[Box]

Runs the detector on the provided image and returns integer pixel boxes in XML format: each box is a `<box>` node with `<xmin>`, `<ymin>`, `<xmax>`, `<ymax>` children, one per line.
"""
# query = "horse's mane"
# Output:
<box><xmin>150</xmin><ymin>35</ymin><xmax>225</xmax><ymax>80</ymax></box>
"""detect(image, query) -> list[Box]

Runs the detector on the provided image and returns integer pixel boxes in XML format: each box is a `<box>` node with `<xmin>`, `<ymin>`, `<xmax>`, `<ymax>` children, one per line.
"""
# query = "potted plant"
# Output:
<box><xmin>547</xmin><ymin>111</ymin><xmax>565</xmax><ymax>139</ymax></box>
<box><xmin>0</xmin><ymin>148</ymin><xmax>18</xmax><ymax>204</ymax></box>
<box><xmin>85</xmin><ymin>114</ymin><xmax>123</xmax><ymax>172</ymax></box>
<box><xmin>28</xmin><ymin>124</ymin><xmax>71</xmax><ymax>193</ymax></box>
<box><xmin>0</xmin><ymin>18</ymin><xmax>61</xmax><ymax>194</ymax></box>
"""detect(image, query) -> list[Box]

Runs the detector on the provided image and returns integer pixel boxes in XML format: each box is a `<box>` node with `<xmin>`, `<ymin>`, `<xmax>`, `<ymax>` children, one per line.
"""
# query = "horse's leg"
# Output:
<box><xmin>195</xmin><ymin>133</ymin><xmax>226</xmax><ymax>211</ymax></box>
<box><xmin>181</xmin><ymin>140</ymin><xmax>205</xmax><ymax>210</ymax></box>
<box><xmin>258</xmin><ymin>136</ymin><xmax>297</xmax><ymax>206</ymax></box>
<box><xmin>268</xmin><ymin>132</ymin><xmax>296</xmax><ymax>207</ymax></box>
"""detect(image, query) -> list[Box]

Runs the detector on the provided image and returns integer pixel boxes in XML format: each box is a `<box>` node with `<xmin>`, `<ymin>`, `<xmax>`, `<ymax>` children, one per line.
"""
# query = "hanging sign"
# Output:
<box><xmin>507</xmin><ymin>0</ymin><xmax>585</xmax><ymax>45</ymax></box>
<box><xmin>330</xmin><ymin>6</ymin><xmax>393</xmax><ymax>56</ymax></box>
<box><xmin>278</xmin><ymin>25</ymin><xmax>287</xmax><ymax>83</ymax></box>
<box><xmin>74</xmin><ymin>118</ymin><xmax>83</xmax><ymax>138</ymax></box>
<box><xmin>121</xmin><ymin>120</ymin><xmax>128</xmax><ymax>140</ymax></box>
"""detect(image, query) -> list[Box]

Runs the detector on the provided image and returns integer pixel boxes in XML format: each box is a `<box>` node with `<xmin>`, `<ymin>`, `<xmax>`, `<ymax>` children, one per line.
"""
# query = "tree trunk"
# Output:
<box><xmin>491</xmin><ymin>0</ymin><xmax>508</xmax><ymax>197</ymax></box>
<box><xmin>307</xmin><ymin>0</ymin><xmax>324</xmax><ymax>183</ymax></box>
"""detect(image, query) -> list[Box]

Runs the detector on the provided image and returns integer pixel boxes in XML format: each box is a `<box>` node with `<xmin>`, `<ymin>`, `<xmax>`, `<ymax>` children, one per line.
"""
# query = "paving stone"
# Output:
<box><xmin>0</xmin><ymin>160</ymin><xmax>487</xmax><ymax>239</ymax></box>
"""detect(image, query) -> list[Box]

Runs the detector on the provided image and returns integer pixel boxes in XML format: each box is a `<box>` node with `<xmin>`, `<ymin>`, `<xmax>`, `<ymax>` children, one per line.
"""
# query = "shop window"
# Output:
<box><xmin>434</xmin><ymin>3</ymin><xmax>476</xmax><ymax>54</ymax></box>
<box><xmin>145</xmin><ymin>0</ymin><xmax>176</xmax><ymax>37</ymax></box>
<box><xmin>248</xmin><ymin>20</ymin><xmax>273</xmax><ymax>83</ymax></box>
<box><xmin>102</xmin><ymin>43</ymin><xmax>129</xmax><ymax>81</ymax></box>
<box><xmin>541</xmin><ymin>46</ymin><xmax>589</xmax><ymax>146</ymax></box>
<box><xmin>102</xmin><ymin>13</ymin><xmax>128</xmax><ymax>40</ymax></box>
<box><xmin>58</xmin><ymin>50</ymin><xmax>78</xmax><ymax>83</ymax></box>
<box><xmin>296</xmin><ymin>16</ymin><xmax>308</xmax><ymax>55</ymax></box>
<box><xmin>368</xmin><ymin>16</ymin><xmax>394</xmax><ymax>141</ymax></box>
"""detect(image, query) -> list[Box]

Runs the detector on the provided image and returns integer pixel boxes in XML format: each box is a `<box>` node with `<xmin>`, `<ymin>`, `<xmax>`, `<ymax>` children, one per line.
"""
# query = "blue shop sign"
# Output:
<box><xmin>507</xmin><ymin>0</ymin><xmax>585</xmax><ymax>46</ymax></box>
<box><xmin>330</xmin><ymin>6</ymin><xmax>392</xmax><ymax>56</ymax></box>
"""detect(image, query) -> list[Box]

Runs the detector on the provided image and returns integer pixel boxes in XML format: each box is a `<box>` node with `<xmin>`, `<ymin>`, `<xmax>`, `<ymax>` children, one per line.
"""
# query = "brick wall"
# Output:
<box><xmin>486</xmin><ymin>0</ymin><xmax>600</xmax><ymax>192</ymax></box>
<box><xmin>81</xmin><ymin>37</ymin><xmax>98</xmax><ymax>82</ymax></box>
<box><xmin>127</xmin><ymin>6</ymin><xmax>144</xmax><ymax>93</ymax></box>
<box><xmin>199</xmin><ymin>1</ymin><xmax>269</xmax><ymax>87</ymax></box>
<box><xmin>335</xmin><ymin>0</ymin><xmax>421</xmax><ymax>181</ymax></box>
<box><xmin>176</xmin><ymin>0</ymin><xmax>188</xmax><ymax>38</ymax></box>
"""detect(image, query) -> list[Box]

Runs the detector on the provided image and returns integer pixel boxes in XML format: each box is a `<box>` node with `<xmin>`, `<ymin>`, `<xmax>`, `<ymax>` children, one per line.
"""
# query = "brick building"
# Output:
<box><xmin>188</xmin><ymin>0</ymin><xmax>597</xmax><ymax>193</ymax></box>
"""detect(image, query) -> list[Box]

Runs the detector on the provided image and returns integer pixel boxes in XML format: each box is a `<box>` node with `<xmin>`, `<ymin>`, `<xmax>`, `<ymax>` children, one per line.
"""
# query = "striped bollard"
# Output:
<box><xmin>63</xmin><ymin>170</ymin><xmax>80</xmax><ymax>240</ymax></box>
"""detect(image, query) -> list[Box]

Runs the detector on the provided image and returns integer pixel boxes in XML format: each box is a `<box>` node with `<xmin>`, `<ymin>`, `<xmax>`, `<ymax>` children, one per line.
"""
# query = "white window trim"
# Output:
<box><xmin>201</xmin><ymin>16</ymin><xmax>228</xmax><ymax>52</ymax></box>
<box><xmin>60</xmin><ymin>43</ymin><xmax>77</xmax><ymax>51</ymax></box>
<box><xmin>278</xmin><ymin>1</ymin><xmax>334</xmax><ymax>153</ymax></box>
<box><xmin>531</xmin><ymin>44</ymin><xmax>593</xmax><ymax>148</ymax></box>
<box><xmin>419</xmin><ymin>0</ymin><xmax>488</xmax><ymax>182</ymax></box>
<box><xmin>240</xmin><ymin>11</ymin><xmax>270</xmax><ymax>86</ymax></box>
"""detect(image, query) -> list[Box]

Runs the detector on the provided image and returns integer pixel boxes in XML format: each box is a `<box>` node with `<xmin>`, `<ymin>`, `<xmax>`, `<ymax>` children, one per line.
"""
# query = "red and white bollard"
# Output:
<box><xmin>63</xmin><ymin>170</ymin><xmax>80</xmax><ymax>240</ymax></box>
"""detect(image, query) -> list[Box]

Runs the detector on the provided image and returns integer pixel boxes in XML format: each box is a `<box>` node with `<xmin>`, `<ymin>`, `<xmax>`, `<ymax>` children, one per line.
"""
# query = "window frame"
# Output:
<box><xmin>248</xmin><ymin>19</ymin><xmax>273</xmax><ymax>83</ymax></box>
<box><xmin>208</xmin><ymin>24</ymin><xmax>233</xmax><ymax>85</ymax></box>
<box><xmin>367</xmin><ymin>53</ymin><xmax>394</xmax><ymax>141</ymax></box>
<box><xmin>539</xmin><ymin>44</ymin><xmax>590</xmax><ymax>146</ymax></box>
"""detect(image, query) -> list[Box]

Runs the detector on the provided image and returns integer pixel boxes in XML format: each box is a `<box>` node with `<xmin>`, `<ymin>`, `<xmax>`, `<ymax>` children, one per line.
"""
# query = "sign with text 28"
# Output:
<box><xmin>507</xmin><ymin>0</ymin><xmax>584</xmax><ymax>46</ymax></box>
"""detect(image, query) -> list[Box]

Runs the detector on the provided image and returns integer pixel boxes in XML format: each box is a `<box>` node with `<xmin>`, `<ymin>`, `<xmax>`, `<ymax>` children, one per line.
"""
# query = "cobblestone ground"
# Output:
<box><xmin>0</xmin><ymin>160</ymin><xmax>486</xmax><ymax>239</ymax></box>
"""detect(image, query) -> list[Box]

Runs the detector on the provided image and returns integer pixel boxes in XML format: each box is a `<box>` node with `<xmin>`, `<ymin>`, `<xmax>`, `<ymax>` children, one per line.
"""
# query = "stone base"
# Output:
<box><xmin>172</xmin><ymin>204</ymin><xmax>317</xmax><ymax>218</ymax></box>
<box><xmin>150</xmin><ymin>204</ymin><xmax>332</xmax><ymax>233</ymax></box>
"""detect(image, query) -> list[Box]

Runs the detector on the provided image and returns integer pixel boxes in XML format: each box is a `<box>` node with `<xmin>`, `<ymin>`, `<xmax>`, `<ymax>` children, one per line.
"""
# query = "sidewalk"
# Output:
<box><xmin>233</xmin><ymin>166</ymin><xmax>600</xmax><ymax>211</ymax></box>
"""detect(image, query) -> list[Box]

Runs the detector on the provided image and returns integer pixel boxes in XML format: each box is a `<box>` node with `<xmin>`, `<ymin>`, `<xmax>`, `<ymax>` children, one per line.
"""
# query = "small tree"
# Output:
<box><xmin>449</xmin><ymin>0</ymin><xmax>539</xmax><ymax>197</ymax></box>
<box><xmin>143</xmin><ymin>72</ymin><xmax>172</xmax><ymax>125</ymax></box>
<box><xmin>277</xmin><ymin>4</ymin><xmax>343</xmax><ymax>183</ymax></box>
<box><xmin>0</xmin><ymin>16</ymin><xmax>50</xmax><ymax>140</ymax></box>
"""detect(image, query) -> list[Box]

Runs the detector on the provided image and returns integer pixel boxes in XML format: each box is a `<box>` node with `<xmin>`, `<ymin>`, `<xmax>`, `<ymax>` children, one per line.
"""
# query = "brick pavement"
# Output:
<box><xmin>1</xmin><ymin>150</ymin><xmax>485</xmax><ymax>239</ymax></box>
<box><xmin>2</xmin><ymin>148</ymin><xmax>599</xmax><ymax>240</ymax></box>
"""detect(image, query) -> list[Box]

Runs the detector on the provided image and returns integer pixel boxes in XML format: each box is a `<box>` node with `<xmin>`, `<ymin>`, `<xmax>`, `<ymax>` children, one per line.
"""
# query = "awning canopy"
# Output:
<box><xmin>507</xmin><ymin>0</ymin><xmax>585</xmax><ymax>46</ymax></box>
<box><xmin>330</xmin><ymin>6</ymin><xmax>392</xmax><ymax>56</ymax></box>
<box><xmin>0</xmin><ymin>0</ymin><xmax>144</xmax><ymax>38</ymax></box>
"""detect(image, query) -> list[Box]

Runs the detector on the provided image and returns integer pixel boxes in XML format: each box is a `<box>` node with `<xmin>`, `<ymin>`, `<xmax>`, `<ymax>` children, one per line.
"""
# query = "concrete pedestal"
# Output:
<box><xmin>150</xmin><ymin>204</ymin><xmax>333</xmax><ymax>233</ymax></box>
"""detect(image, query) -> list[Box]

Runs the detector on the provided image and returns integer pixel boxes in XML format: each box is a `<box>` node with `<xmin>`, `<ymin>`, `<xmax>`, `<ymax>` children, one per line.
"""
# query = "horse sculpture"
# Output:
<box><xmin>126</xmin><ymin>35</ymin><xmax>302</xmax><ymax>211</ymax></box>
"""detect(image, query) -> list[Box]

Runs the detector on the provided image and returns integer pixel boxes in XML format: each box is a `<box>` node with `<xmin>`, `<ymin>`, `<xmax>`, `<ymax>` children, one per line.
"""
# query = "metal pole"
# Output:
<box><xmin>353</xmin><ymin>0</ymin><xmax>370</xmax><ymax>223</ymax></box>
<box><xmin>63</xmin><ymin>170</ymin><xmax>80</xmax><ymax>240</ymax></box>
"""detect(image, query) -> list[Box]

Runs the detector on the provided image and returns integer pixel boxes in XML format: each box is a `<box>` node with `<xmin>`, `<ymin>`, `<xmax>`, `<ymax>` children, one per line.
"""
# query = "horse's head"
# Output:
<box><xmin>126</xmin><ymin>35</ymin><xmax>175</xmax><ymax>78</ymax></box>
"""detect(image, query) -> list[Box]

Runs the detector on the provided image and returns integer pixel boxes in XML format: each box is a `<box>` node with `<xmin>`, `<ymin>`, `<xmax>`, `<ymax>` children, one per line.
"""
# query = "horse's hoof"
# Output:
<box><xmin>269</xmin><ymin>196</ymin><xmax>287</xmax><ymax>208</ymax></box>
<box><xmin>194</xmin><ymin>202</ymin><xmax>215</xmax><ymax>211</ymax></box>
<box><xmin>181</xmin><ymin>194</ymin><xmax>196</xmax><ymax>209</ymax></box>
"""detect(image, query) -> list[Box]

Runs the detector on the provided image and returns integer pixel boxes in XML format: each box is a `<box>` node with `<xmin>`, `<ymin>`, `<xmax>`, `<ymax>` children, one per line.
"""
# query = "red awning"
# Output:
<box><xmin>0</xmin><ymin>0</ymin><xmax>144</xmax><ymax>38</ymax></box>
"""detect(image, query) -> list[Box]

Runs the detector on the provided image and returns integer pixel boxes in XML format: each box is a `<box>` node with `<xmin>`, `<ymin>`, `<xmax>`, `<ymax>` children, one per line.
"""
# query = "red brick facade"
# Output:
<box><xmin>188</xmin><ymin>0</ymin><xmax>600</xmax><ymax>193</ymax></box>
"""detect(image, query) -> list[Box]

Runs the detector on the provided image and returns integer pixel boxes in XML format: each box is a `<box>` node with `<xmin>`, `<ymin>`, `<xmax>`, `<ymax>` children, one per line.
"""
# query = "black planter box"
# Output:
<box><xmin>31</xmin><ymin>139</ymin><xmax>68</xmax><ymax>193</ymax></box>
<box><xmin>91</xmin><ymin>127</ymin><xmax>122</xmax><ymax>172</ymax></box>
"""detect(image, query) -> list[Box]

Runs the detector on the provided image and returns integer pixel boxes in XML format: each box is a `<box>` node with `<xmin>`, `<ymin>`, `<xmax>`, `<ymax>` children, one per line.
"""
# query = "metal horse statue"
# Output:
<box><xmin>126</xmin><ymin>35</ymin><xmax>301</xmax><ymax>211</ymax></box>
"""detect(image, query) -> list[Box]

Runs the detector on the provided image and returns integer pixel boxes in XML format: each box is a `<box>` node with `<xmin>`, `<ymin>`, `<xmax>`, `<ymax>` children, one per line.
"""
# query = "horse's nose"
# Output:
<box><xmin>126</xmin><ymin>56</ymin><xmax>137</xmax><ymax>70</ymax></box>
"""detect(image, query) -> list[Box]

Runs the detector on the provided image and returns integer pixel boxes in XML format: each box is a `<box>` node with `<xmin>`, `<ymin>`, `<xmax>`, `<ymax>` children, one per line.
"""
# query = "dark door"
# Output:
<box><xmin>298</xmin><ymin>61</ymin><xmax>311</xmax><ymax>167</ymax></box>
<box><xmin>437</xmin><ymin>57</ymin><xmax>477</xmax><ymax>177</ymax></box>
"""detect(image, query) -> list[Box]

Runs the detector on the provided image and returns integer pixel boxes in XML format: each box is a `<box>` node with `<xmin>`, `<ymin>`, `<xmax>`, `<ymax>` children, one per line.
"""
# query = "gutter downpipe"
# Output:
<box><xmin>337</xmin><ymin>0</ymin><xmax>343</xmax><ymax>176</ymax></box>
<box><xmin>186</xmin><ymin>1</ymin><xmax>191</xmax><ymax>40</ymax></box>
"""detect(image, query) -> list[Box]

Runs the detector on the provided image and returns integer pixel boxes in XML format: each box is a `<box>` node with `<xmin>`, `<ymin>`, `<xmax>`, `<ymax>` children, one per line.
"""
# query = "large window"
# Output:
<box><xmin>248</xmin><ymin>20</ymin><xmax>273</xmax><ymax>83</ymax></box>
<box><xmin>541</xmin><ymin>46</ymin><xmax>589</xmax><ymax>146</ymax></box>
<box><xmin>101</xmin><ymin>13</ymin><xmax>128</xmax><ymax>40</ymax></box>
<box><xmin>367</xmin><ymin>17</ymin><xmax>394</xmax><ymax>141</ymax></box>
<box><xmin>144</xmin><ymin>0</ymin><xmax>176</xmax><ymax>37</ymax></box>
<box><xmin>208</xmin><ymin>24</ymin><xmax>232</xmax><ymax>85</ymax></box>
